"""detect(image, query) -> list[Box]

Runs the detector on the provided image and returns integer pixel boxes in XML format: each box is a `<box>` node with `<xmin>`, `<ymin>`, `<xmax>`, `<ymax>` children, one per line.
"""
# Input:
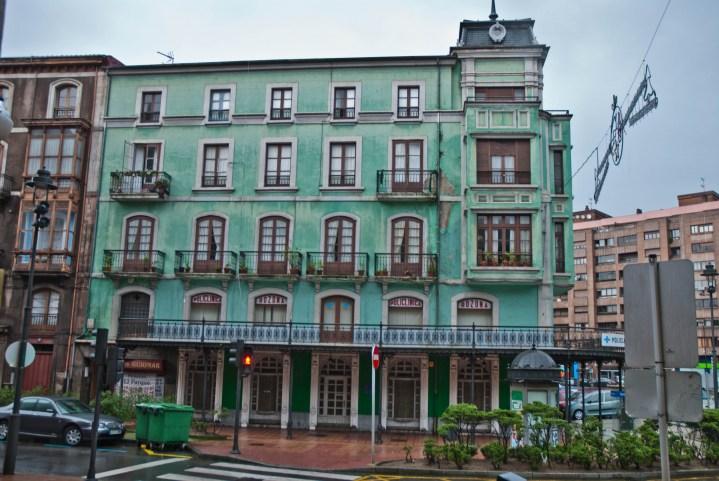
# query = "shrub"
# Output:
<box><xmin>423</xmin><ymin>438</ymin><xmax>439</xmax><ymax>465</ymax></box>
<box><xmin>438</xmin><ymin>403</ymin><xmax>483</xmax><ymax>447</ymax></box>
<box><xmin>610</xmin><ymin>431</ymin><xmax>639</xmax><ymax>469</ymax></box>
<box><xmin>705</xmin><ymin>442</ymin><xmax>719</xmax><ymax>465</ymax></box>
<box><xmin>485</xmin><ymin>408</ymin><xmax>523</xmax><ymax>463</ymax></box>
<box><xmin>481</xmin><ymin>441</ymin><xmax>505</xmax><ymax>469</ymax></box>
<box><xmin>523</xmin><ymin>402</ymin><xmax>570</xmax><ymax>466</ymax></box>
<box><xmin>569</xmin><ymin>442</ymin><xmax>593</xmax><ymax>470</ymax></box>
<box><xmin>446</xmin><ymin>442</ymin><xmax>475</xmax><ymax>469</ymax></box>
<box><xmin>521</xmin><ymin>445</ymin><xmax>543</xmax><ymax>471</ymax></box>
<box><xmin>97</xmin><ymin>391</ymin><xmax>155</xmax><ymax>422</ymax></box>
<box><xmin>548</xmin><ymin>445</ymin><xmax>569</xmax><ymax>465</ymax></box>
<box><xmin>0</xmin><ymin>387</ymin><xmax>13</xmax><ymax>406</ymax></box>
<box><xmin>669</xmin><ymin>432</ymin><xmax>694</xmax><ymax>466</ymax></box>
<box><xmin>403</xmin><ymin>444</ymin><xmax>414</xmax><ymax>463</ymax></box>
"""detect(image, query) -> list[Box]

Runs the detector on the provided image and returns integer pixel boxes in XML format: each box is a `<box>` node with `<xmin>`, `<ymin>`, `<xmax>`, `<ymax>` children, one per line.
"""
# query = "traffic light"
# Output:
<box><xmin>241</xmin><ymin>347</ymin><xmax>253</xmax><ymax>373</ymax></box>
<box><xmin>228</xmin><ymin>340</ymin><xmax>244</xmax><ymax>370</ymax></box>
<box><xmin>104</xmin><ymin>346</ymin><xmax>125</xmax><ymax>390</ymax></box>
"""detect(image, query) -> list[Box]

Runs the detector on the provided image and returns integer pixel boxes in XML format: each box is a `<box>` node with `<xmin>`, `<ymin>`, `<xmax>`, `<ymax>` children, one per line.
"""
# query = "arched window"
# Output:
<box><xmin>31</xmin><ymin>289</ymin><xmax>60</xmax><ymax>327</ymax></box>
<box><xmin>54</xmin><ymin>84</ymin><xmax>77</xmax><ymax>118</ymax></box>
<box><xmin>188</xmin><ymin>292</ymin><xmax>222</xmax><ymax>322</ymax></box>
<box><xmin>391</xmin><ymin>216</ymin><xmax>422</xmax><ymax>276</ymax></box>
<box><xmin>321</xmin><ymin>295</ymin><xmax>354</xmax><ymax>343</ymax></box>
<box><xmin>324</xmin><ymin>216</ymin><xmax>355</xmax><ymax>275</ymax></box>
<box><xmin>253</xmin><ymin>293</ymin><xmax>287</xmax><ymax>323</ymax></box>
<box><xmin>193</xmin><ymin>215</ymin><xmax>226</xmax><ymax>272</ymax></box>
<box><xmin>123</xmin><ymin>215</ymin><xmax>155</xmax><ymax>271</ymax></box>
<box><xmin>258</xmin><ymin>216</ymin><xmax>289</xmax><ymax>274</ymax></box>
<box><xmin>456</xmin><ymin>297</ymin><xmax>493</xmax><ymax>327</ymax></box>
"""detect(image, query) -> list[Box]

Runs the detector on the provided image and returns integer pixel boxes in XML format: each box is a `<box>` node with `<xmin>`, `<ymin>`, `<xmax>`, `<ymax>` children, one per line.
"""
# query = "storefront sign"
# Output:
<box><xmin>255</xmin><ymin>294</ymin><xmax>287</xmax><ymax>306</ymax></box>
<box><xmin>388</xmin><ymin>297</ymin><xmax>423</xmax><ymax>308</ymax></box>
<box><xmin>121</xmin><ymin>374</ymin><xmax>164</xmax><ymax>398</ymax></box>
<box><xmin>458</xmin><ymin>298</ymin><xmax>492</xmax><ymax>310</ymax></box>
<box><xmin>124</xmin><ymin>359</ymin><xmax>164</xmax><ymax>373</ymax></box>
<box><xmin>191</xmin><ymin>293</ymin><xmax>222</xmax><ymax>304</ymax></box>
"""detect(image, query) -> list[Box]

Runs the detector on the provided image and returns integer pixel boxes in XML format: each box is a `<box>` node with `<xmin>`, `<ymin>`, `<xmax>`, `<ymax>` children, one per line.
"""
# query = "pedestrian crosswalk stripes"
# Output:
<box><xmin>157</xmin><ymin>461</ymin><xmax>359</xmax><ymax>481</ymax></box>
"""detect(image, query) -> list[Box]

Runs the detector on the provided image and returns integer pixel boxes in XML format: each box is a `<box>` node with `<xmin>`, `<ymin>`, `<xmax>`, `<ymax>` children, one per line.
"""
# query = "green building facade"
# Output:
<box><xmin>85</xmin><ymin>14</ymin><xmax>579</xmax><ymax>430</ymax></box>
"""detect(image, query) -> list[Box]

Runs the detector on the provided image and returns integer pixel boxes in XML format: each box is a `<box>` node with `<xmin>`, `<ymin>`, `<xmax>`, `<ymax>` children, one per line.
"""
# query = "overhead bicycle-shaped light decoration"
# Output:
<box><xmin>594</xmin><ymin>65</ymin><xmax>659</xmax><ymax>203</ymax></box>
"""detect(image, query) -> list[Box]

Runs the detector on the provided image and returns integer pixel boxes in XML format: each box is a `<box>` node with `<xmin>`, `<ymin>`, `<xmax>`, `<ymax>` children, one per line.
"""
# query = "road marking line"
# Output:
<box><xmin>192</xmin><ymin>466</ymin><xmax>357</xmax><ymax>481</ymax></box>
<box><xmin>95</xmin><ymin>457</ymin><xmax>187</xmax><ymax>478</ymax></box>
<box><xmin>211</xmin><ymin>461</ymin><xmax>358</xmax><ymax>480</ymax></box>
<box><xmin>158</xmin><ymin>475</ymin><xmax>222</xmax><ymax>481</ymax></box>
<box><xmin>140</xmin><ymin>444</ymin><xmax>192</xmax><ymax>458</ymax></box>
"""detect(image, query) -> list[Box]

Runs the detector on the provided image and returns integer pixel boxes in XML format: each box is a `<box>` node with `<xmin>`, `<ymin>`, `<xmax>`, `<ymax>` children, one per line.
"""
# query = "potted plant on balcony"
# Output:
<box><xmin>238</xmin><ymin>258</ymin><xmax>248</xmax><ymax>274</ymax></box>
<box><xmin>428</xmin><ymin>257</ymin><xmax>438</xmax><ymax>277</ymax></box>
<box><xmin>223</xmin><ymin>263</ymin><xmax>234</xmax><ymax>274</ymax></box>
<box><xmin>307</xmin><ymin>262</ymin><xmax>316</xmax><ymax>275</ymax></box>
<box><xmin>154</xmin><ymin>176</ymin><xmax>170</xmax><ymax>198</ymax></box>
<box><xmin>479</xmin><ymin>252</ymin><xmax>489</xmax><ymax>267</ymax></box>
<box><xmin>375</xmin><ymin>268</ymin><xmax>388</xmax><ymax>277</ymax></box>
<box><xmin>290</xmin><ymin>256</ymin><xmax>302</xmax><ymax>276</ymax></box>
<box><xmin>142</xmin><ymin>255</ymin><xmax>151</xmax><ymax>272</ymax></box>
<box><xmin>102</xmin><ymin>253</ymin><xmax>112</xmax><ymax>272</ymax></box>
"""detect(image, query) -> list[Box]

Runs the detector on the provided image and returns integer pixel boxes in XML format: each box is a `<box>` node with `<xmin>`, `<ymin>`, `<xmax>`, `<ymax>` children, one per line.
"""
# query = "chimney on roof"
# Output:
<box><xmin>636</xmin><ymin>208</ymin><xmax>643</xmax><ymax>214</ymax></box>
<box><xmin>489</xmin><ymin>0</ymin><xmax>498</xmax><ymax>21</ymax></box>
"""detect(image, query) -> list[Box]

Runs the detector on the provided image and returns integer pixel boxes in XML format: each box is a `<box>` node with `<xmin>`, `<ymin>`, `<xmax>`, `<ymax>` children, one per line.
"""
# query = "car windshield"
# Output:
<box><xmin>55</xmin><ymin>399</ymin><xmax>92</xmax><ymax>414</ymax></box>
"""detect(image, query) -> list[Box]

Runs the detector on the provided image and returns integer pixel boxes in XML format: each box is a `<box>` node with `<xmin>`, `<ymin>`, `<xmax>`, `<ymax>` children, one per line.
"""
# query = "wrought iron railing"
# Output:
<box><xmin>201</xmin><ymin>174</ymin><xmax>227</xmax><ymax>188</ymax></box>
<box><xmin>208</xmin><ymin>109</ymin><xmax>229</xmax><ymax>122</ymax></box>
<box><xmin>333</xmin><ymin>107</ymin><xmax>355</xmax><ymax>119</ymax></box>
<box><xmin>328</xmin><ymin>174</ymin><xmax>356</xmax><ymax>187</ymax></box>
<box><xmin>476</xmin><ymin>170</ymin><xmax>531</xmax><ymax>185</ymax></box>
<box><xmin>53</xmin><ymin>107</ymin><xmax>76</xmax><ymax>119</ymax></box>
<box><xmin>397</xmin><ymin>107</ymin><xmax>419</xmax><ymax>118</ymax></box>
<box><xmin>376</xmin><ymin>169</ymin><xmax>437</xmax><ymax>196</ymax></box>
<box><xmin>140</xmin><ymin>111</ymin><xmax>160</xmax><ymax>123</ymax></box>
<box><xmin>306</xmin><ymin>252</ymin><xmax>369</xmax><ymax>277</ymax></box>
<box><xmin>374</xmin><ymin>253</ymin><xmax>438</xmax><ymax>279</ymax></box>
<box><xmin>102</xmin><ymin>250</ymin><xmax>165</xmax><ymax>275</ymax></box>
<box><xmin>466</xmin><ymin>95</ymin><xmax>540</xmax><ymax>103</ymax></box>
<box><xmin>238</xmin><ymin>251</ymin><xmax>302</xmax><ymax>276</ymax></box>
<box><xmin>477</xmin><ymin>252</ymin><xmax>532</xmax><ymax>268</ymax></box>
<box><xmin>263</xmin><ymin>174</ymin><xmax>291</xmax><ymax>187</ymax></box>
<box><xmin>175</xmin><ymin>250</ymin><xmax>237</xmax><ymax>275</ymax></box>
<box><xmin>270</xmin><ymin>109</ymin><xmax>291</xmax><ymax>120</ymax></box>
<box><xmin>14</xmin><ymin>252</ymin><xmax>74</xmax><ymax>273</ymax></box>
<box><xmin>0</xmin><ymin>173</ymin><xmax>14</xmax><ymax>198</ymax></box>
<box><xmin>30</xmin><ymin>314</ymin><xmax>58</xmax><ymax>329</ymax></box>
<box><xmin>109</xmin><ymin>171</ymin><xmax>172</xmax><ymax>197</ymax></box>
<box><xmin>116</xmin><ymin>319</ymin><xmax>624</xmax><ymax>354</ymax></box>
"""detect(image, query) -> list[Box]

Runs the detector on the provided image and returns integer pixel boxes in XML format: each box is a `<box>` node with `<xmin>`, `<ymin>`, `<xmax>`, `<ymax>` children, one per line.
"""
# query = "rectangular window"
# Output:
<box><xmin>692</xmin><ymin>242</ymin><xmax>714</xmax><ymax>254</ymax></box>
<box><xmin>618</xmin><ymin>252</ymin><xmax>638</xmax><ymax>263</ymax></box>
<box><xmin>617</xmin><ymin>234</ymin><xmax>636</xmax><ymax>246</ymax></box>
<box><xmin>670</xmin><ymin>228</ymin><xmax>681</xmax><ymax>239</ymax></box>
<box><xmin>264</xmin><ymin>143</ymin><xmax>291</xmax><ymax>186</ymax></box>
<box><xmin>574</xmin><ymin>306</ymin><xmax>588</xmax><ymax>314</ymax></box>
<box><xmin>333</xmin><ymin>87</ymin><xmax>356</xmax><ymax>119</ymax></box>
<box><xmin>140</xmin><ymin>91</ymin><xmax>162</xmax><ymax>123</ymax></box>
<box><xmin>670</xmin><ymin>246</ymin><xmax>681</xmax><ymax>258</ymax></box>
<box><xmin>553</xmin><ymin>308</ymin><xmax>568</xmax><ymax>317</ymax></box>
<box><xmin>27</xmin><ymin>127</ymin><xmax>85</xmax><ymax>184</ymax></box>
<box><xmin>697</xmin><ymin>298</ymin><xmax>719</xmax><ymax>309</ymax></box>
<box><xmin>644</xmin><ymin>230</ymin><xmax>660</xmax><ymax>240</ymax></box>
<box><xmin>202</xmin><ymin>144</ymin><xmax>229</xmax><ymax>187</ymax></box>
<box><xmin>596</xmin><ymin>271</ymin><xmax>616</xmax><ymax>282</ymax></box>
<box><xmin>576</xmin><ymin>273</ymin><xmax>588</xmax><ymax>281</ymax></box>
<box><xmin>597</xmin><ymin>288</ymin><xmax>617</xmax><ymax>298</ymax></box>
<box><xmin>476</xmin><ymin>139</ymin><xmax>530</xmax><ymax>184</ymax></box>
<box><xmin>208</xmin><ymin>89</ymin><xmax>230</xmax><ymax>122</ymax></box>
<box><xmin>474</xmin><ymin>87</ymin><xmax>524</xmax><ymax>101</ymax></box>
<box><xmin>645</xmin><ymin>248</ymin><xmax>660</xmax><ymax>260</ymax></box>
<box><xmin>553</xmin><ymin>150</ymin><xmax>564</xmax><ymax>195</ymax></box>
<box><xmin>594</xmin><ymin>238</ymin><xmax>616</xmax><ymax>248</ymax></box>
<box><xmin>596</xmin><ymin>255</ymin><xmax>615</xmax><ymax>264</ymax></box>
<box><xmin>397</xmin><ymin>86</ymin><xmax>419</xmax><ymax>118</ymax></box>
<box><xmin>695</xmin><ymin>279</ymin><xmax>710</xmax><ymax>292</ymax></box>
<box><xmin>574</xmin><ymin>243</ymin><xmax>586</xmax><ymax>250</ymax></box>
<box><xmin>691</xmin><ymin>223</ymin><xmax>714</xmax><ymax>234</ymax></box>
<box><xmin>694</xmin><ymin>260</ymin><xmax>715</xmax><ymax>272</ymax></box>
<box><xmin>18</xmin><ymin>201</ymin><xmax>76</xmax><ymax>253</ymax></box>
<box><xmin>574</xmin><ymin>257</ymin><xmax>587</xmax><ymax>265</ymax></box>
<box><xmin>270</xmin><ymin>88</ymin><xmax>292</xmax><ymax>120</ymax></box>
<box><xmin>476</xmin><ymin>214</ymin><xmax>532</xmax><ymax>266</ymax></box>
<box><xmin>490</xmin><ymin>111</ymin><xmax>515</xmax><ymax>127</ymax></box>
<box><xmin>597</xmin><ymin>305</ymin><xmax>618</xmax><ymax>315</ymax></box>
<box><xmin>554</xmin><ymin>222</ymin><xmax>565</xmax><ymax>273</ymax></box>
<box><xmin>328</xmin><ymin>142</ymin><xmax>356</xmax><ymax>186</ymax></box>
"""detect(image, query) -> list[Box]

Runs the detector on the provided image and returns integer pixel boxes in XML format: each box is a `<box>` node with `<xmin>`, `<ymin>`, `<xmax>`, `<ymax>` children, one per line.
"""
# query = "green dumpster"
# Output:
<box><xmin>135</xmin><ymin>402</ymin><xmax>194</xmax><ymax>449</ymax></box>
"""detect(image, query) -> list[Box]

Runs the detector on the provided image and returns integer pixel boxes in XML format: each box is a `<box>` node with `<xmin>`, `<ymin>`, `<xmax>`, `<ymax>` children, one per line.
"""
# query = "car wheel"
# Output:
<box><xmin>0</xmin><ymin>420</ymin><xmax>8</xmax><ymax>441</ymax></box>
<box><xmin>64</xmin><ymin>425</ymin><xmax>82</xmax><ymax>446</ymax></box>
<box><xmin>573</xmin><ymin>409</ymin><xmax>584</xmax><ymax>421</ymax></box>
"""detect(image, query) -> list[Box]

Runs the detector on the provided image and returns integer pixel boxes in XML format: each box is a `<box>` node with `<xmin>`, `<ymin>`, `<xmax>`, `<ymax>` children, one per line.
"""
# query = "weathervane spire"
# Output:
<box><xmin>489</xmin><ymin>0</ymin><xmax>498</xmax><ymax>21</ymax></box>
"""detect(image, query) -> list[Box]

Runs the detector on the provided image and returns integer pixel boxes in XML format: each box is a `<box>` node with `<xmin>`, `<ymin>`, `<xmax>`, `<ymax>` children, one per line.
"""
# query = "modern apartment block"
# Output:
<box><xmin>79</xmin><ymin>8</ymin><xmax>610</xmax><ymax>431</ymax></box>
<box><xmin>0</xmin><ymin>55</ymin><xmax>121</xmax><ymax>392</ymax></box>
<box><xmin>555</xmin><ymin>191</ymin><xmax>719</xmax><ymax>356</ymax></box>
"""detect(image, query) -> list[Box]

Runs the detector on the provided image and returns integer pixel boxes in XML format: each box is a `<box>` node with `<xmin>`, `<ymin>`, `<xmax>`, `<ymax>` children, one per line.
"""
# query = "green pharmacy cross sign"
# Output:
<box><xmin>594</xmin><ymin>65</ymin><xmax>659</xmax><ymax>203</ymax></box>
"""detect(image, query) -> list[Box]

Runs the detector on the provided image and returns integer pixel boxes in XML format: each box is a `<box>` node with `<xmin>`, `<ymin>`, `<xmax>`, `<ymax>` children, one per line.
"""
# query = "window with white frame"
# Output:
<box><xmin>202</xmin><ymin>144</ymin><xmax>229</xmax><ymax>187</ymax></box>
<box><xmin>53</xmin><ymin>84</ymin><xmax>78</xmax><ymax>119</ymax></box>
<box><xmin>31</xmin><ymin>289</ymin><xmax>60</xmax><ymax>326</ymax></box>
<box><xmin>328</xmin><ymin>142</ymin><xmax>356</xmax><ymax>187</ymax></box>
<box><xmin>691</xmin><ymin>223</ymin><xmax>714</xmax><ymax>235</ymax></box>
<box><xmin>253</xmin><ymin>294</ymin><xmax>287</xmax><ymax>323</ymax></box>
<box><xmin>264</xmin><ymin>143</ymin><xmax>292</xmax><ymax>187</ymax></box>
<box><xmin>208</xmin><ymin>89</ymin><xmax>231</xmax><ymax>122</ymax></box>
<box><xmin>140</xmin><ymin>91</ymin><xmax>162</xmax><ymax>123</ymax></box>
<box><xmin>456</xmin><ymin>297</ymin><xmax>493</xmax><ymax>327</ymax></box>
<box><xmin>397</xmin><ymin>86</ymin><xmax>420</xmax><ymax>119</ymax></box>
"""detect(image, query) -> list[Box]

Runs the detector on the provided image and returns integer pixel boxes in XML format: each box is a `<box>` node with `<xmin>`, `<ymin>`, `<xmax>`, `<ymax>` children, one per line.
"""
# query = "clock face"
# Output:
<box><xmin>489</xmin><ymin>22</ymin><xmax>507</xmax><ymax>43</ymax></box>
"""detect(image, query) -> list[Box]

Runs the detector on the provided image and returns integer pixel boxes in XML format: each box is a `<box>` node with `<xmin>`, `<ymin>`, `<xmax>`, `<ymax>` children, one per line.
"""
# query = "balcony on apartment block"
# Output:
<box><xmin>102</xmin><ymin>250</ymin><xmax>165</xmax><ymax>279</ymax></box>
<box><xmin>238</xmin><ymin>251</ymin><xmax>303</xmax><ymax>277</ymax></box>
<box><xmin>29</xmin><ymin>313</ymin><xmax>58</xmax><ymax>336</ymax></box>
<box><xmin>376</xmin><ymin>170</ymin><xmax>438</xmax><ymax>200</ymax></box>
<box><xmin>476</xmin><ymin>170</ymin><xmax>531</xmax><ymax>185</ymax></box>
<box><xmin>374</xmin><ymin>253</ymin><xmax>438</xmax><ymax>281</ymax></box>
<box><xmin>305</xmin><ymin>252</ymin><xmax>369</xmax><ymax>279</ymax></box>
<box><xmin>13</xmin><ymin>252</ymin><xmax>74</xmax><ymax>275</ymax></box>
<box><xmin>175</xmin><ymin>250</ymin><xmax>237</xmax><ymax>278</ymax></box>
<box><xmin>115</xmin><ymin>319</ymin><xmax>623</xmax><ymax>357</ymax></box>
<box><xmin>109</xmin><ymin>171</ymin><xmax>172</xmax><ymax>201</ymax></box>
<box><xmin>0</xmin><ymin>174</ymin><xmax>15</xmax><ymax>199</ymax></box>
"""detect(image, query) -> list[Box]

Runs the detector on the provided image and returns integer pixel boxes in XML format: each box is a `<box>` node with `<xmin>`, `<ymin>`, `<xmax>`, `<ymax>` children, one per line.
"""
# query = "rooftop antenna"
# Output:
<box><xmin>700</xmin><ymin>177</ymin><xmax>706</xmax><ymax>191</ymax></box>
<box><xmin>489</xmin><ymin>0</ymin><xmax>498</xmax><ymax>21</ymax></box>
<box><xmin>156</xmin><ymin>51</ymin><xmax>174</xmax><ymax>64</ymax></box>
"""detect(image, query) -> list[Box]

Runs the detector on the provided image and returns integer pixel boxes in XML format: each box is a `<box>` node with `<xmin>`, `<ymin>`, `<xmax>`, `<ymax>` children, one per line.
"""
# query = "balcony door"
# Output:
<box><xmin>318</xmin><ymin>358</ymin><xmax>351</xmax><ymax>426</ymax></box>
<box><xmin>194</xmin><ymin>216</ymin><xmax>225</xmax><ymax>273</ymax></box>
<box><xmin>123</xmin><ymin>215</ymin><xmax>154</xmax><ymax>272</ymax></box>
<box><xmin>119</xmin><ymin>292</ymin><xmax>150</xmax><ymax>337</ymax></box>
<box><xmin>458</xmin><ymin>358</ymin><xmax>491</xmax><ymax>411</ymax></box>
<box><xmin>128</xmin><ymin>144</ymin><xmax>160</xmax><ymax>192</ymax></box>
<box><xmin>388</xmin><ymin>359</ymin><xmax>420</xmax><ymax>426</ymax></box>
<box><xmin>392</xmin><ymin>140</ymin><xmax>422</xmax><ymax>192</ymax></box>
<box><xmin>321</xmin><ymin>296</ymin><xmax>354</xmax><ymax>343</ymax></box>
<box><xmin>258</xmin><ymin>217</ymin><xmax>288</xmax><ymax>275</ymax></box>
<box><xmin>251</xmin><ymin>356</ymin><xmax>283</xmax><ymax>424</ymax></box>
<box><xmin>391</xmin><ymin>217</ymin><xmax>422</xmax><ymax>277</ymax></box>
<box><xmin>324</xmin><ymin>216</ymin><xmax>355</xmax><ymax>276</ymax></box>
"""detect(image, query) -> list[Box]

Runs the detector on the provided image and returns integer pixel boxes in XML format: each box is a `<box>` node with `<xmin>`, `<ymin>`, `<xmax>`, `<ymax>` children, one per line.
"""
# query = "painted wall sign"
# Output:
<box><xmin>124</xmin><ymin>359</ymin><xmax>164</xmax><ymax>373</ymax></box>
<box><xmin>388</xmin><ymin>297</ymin><xmax>423</xmax><ymax>308</ymax></box>
<box><xmin>255</xmin><ymin>294</ymin><xmax>287</xmax><ymax>306</ymax></box>
<box><xmin>458</xmin><ymin>298</ymin><xmax>492</xmax><ymax>310</ymax></box>
<box><xmin>191</xmin><ymin>293</ymin><xmax>222</xmax><ymax>304</ymax></box>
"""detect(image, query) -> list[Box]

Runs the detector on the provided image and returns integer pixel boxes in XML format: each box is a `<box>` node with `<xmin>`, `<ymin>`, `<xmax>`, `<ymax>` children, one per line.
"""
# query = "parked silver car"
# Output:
<box><xmin>569</xmin><ymin>390</ymin><xmax>622</xmax><ymax>420</ymax></box>
<box><xmin>0</xmin><ymin>396</ymin><xmax>124</xmax><ymax>446</ymax></box>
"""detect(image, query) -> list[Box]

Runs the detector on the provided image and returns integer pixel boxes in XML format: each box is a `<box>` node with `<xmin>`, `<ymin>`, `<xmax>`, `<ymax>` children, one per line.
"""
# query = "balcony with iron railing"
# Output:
<box><xmin>29</xmin><ymin>313</ymin><xmax>58</xmax><ymax>335</ymax></box>
<box><xmin>374</xmin><ymin>253</ymin><xmax>438</xmax><ymax>280</ymax></box>
<box><xmin>109</xmin><ymin>171</ymin><xmax>171</xmax><ymax>200</ymax></box>
<box><xmin>477</xmin><ymin>170</ymin><xmax>531</xmax><ymax>185</ymax></box>
<box><xmin>14</xmin><ymin>252</ymin><xmax>74</xmax><ymax>275</ymax></box>
<box><xmin>376</xmin><ymin>170</ymin><xmax>438</xmax><ymax>199</ymax></box>
<box><xmin>270</xmin><ymin>109</ymin><xmax>292</xmax><ymax>121</ymax></box>
<box><xmin>238</xmin><ymin>251</ymin><xmax>302</xmax><ymax>277</ymax></box>
<box><xmin>0</xmin><ymin>173</ymin><xmax>15</xmax><ymax>199</ymax></box>
<box><xmin>306</xmin><ymin>252</ymin><xmax>369</xmax><ymax>279</ymax></box>
<box><xmin>201</xmin><ymin>174</ymin><xmax>227</xmax><ymax>188</ymax></box>
<box><xmin>208</xmin><ymin>109</ymin><xmax>230</xmax><ymax>122</ymax></box>
<box><xmin>175</xmin><ymin>250</ymin><xmax>237</xmax><ymax>277</ymax></box>
<box><xmin>477</xmin><ymin>252</ymin><xmax>533</xmax><ymax>268</ymax></box>
<box><xmin>333</xmin><ymin>107</ymin><xmax>355</xmax><ymax>120</ymax></box>
<box><xmin>115</xmin><ymin>319</ymin><xmax>623</xmax><ymax>357</ymax></box>
<box><xmin>53</xmin><ymin>107</ymin><xmax>76</xmax><ymax>119</ymax></box>
<box><xmin>140</xmin><ymin>111</ymin><xmax>160</xmax><ymax>123</ymax></box>
<box><xmin>263</xmin><ymin>174</ymin><xmax>291</xmax><ymax>188</ymax></box>
<box><xmin>102</xmin><ymin>250</ymin><xmax>165</xmax><ymax>278</ymax></box>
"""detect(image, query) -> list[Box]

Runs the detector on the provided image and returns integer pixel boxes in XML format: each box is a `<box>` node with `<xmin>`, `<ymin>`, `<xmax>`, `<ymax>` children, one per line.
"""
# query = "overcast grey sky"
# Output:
<box><xmin>4</xmin><ymin>0</ymin><xmax>717</xmax><ymax>216</ymax></box>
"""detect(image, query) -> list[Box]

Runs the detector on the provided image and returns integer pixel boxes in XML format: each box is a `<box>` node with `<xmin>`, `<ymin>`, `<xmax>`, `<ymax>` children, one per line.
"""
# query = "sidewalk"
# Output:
<box><xmin>190</xmin><ymin>426</ymin><xmax>465</xmax><ymax>470</ymax></box>
<box><xmin>2</xmin><ymin>476</ymin><xmax>78</xmax><ymax>481</ymax></box>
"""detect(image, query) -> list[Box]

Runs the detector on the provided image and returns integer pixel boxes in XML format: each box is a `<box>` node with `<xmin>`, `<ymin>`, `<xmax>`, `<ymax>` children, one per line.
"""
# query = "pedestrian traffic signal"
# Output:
<box><xmin>228</xmin><ymin>339</ymin><xmax>244</xmax><ymax>369</ymax></box>
<box><xmin>104</xmin><ymin>346</ymin><xmax>125</xmax><ymax>390</ymax></box>
<box><xmin>242</xmin><ymin>348</ymin><xmax>253</xmax><ymax>371</ymax></box>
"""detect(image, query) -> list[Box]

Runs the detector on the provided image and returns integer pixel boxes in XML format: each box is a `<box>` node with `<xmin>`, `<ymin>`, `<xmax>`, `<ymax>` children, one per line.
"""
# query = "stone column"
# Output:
<box><xmin>213</xmin><ymin>350</ymin><xmax>224</xmax><ymax>419</ymax></box>
<box><xmin>490</xmin><ymin>355</ymin><xmax>500</xmax><ymax>410</ymax></box>
<box><xmin>281</xmin><ymin>352</ymin><xmax>291</xmax><ymax>429</ymax></box>
<box><xmin>420</xmin><ymin>355</ymin><xmax>429</xmax><ymax>431</ymax></box>
<box><xmin>176</xmin><ymin>349</ymin><xmax>189</xmax><ymax>404</ymax></box>
<box><xmin>449</xmin><ymin>354</ymin><xmax>459</xmax><ymax>405</ymax></box>
<box><xmin>308</xmin><ymin>352</ymin><xmax>319</xmax><ymax>430</ymax></box>
<box><xmin>350</xmin><ymin>353</ymin><xmax>359</xmax><ymax>428</ymax></box>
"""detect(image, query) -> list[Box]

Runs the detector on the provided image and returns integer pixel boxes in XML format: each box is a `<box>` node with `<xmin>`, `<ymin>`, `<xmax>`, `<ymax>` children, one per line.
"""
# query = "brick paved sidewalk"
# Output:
<box><xmin>2</xmin><ymin>475</ymin><xmax>78</xmax><ymax>481</ymax></box>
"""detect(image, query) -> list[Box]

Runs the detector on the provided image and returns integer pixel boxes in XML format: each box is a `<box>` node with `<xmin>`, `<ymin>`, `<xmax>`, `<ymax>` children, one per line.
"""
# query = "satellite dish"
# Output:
<box><xmin>5</xmin><ymin>341</ymin><xmax>36</xmax><ymax>369</ymax></box>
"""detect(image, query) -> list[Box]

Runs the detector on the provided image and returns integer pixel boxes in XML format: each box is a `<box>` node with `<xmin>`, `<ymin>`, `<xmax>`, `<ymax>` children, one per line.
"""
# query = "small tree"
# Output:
<box><xmin>438</xmin><ymin>403</ymin><xmax>483</xmax><ymax>448</ymax></box>
<box><xmin>522</xmin><ymin>402</ymin><xmax>570</xmax><ymax>466</ymax></box>
<box><xmin>485</xmin><ymin>408</ymin><xmax>523</xmax><ymax>463</ymax></box>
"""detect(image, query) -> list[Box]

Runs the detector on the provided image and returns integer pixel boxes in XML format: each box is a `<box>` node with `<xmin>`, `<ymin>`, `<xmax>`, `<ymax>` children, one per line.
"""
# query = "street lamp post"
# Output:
<box><xmin>3</xmin><ymin>169</ymin><xmax>57</xmax><ymax>475</ymax></box>
<box><xmin>702</xmin><ymin>263</ymin><xmax>718</xmax><ymax>408</ymax></box>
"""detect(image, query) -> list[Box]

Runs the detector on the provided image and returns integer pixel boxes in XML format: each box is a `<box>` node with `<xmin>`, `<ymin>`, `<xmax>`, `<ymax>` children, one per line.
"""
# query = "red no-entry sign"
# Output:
<box><xmin>371</xmin><ymin>344</ymin><xmax>380</xmax><ymax>369</ymax></box>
